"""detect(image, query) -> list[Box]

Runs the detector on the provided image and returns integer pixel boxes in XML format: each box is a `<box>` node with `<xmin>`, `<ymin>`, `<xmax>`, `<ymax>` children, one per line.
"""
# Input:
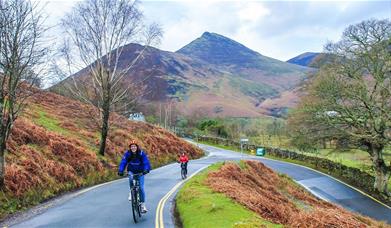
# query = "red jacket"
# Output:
<box><xmin>179</xmin><ymin>155</ymin><xmax>189</xmax><ymax>163</ymax></box>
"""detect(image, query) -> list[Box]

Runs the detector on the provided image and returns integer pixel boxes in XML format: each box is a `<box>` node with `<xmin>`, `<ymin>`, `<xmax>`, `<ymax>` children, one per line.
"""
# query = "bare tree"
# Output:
<box><xmin>293</xmin><ymin>19</ymin><xmax>391</xmax><ymax>197</ymax></box>
<box><xmin>58</xmin><ymin>0</ymin><xmax>162</xmax><ymax>156</ymax></box>
<box><xmin>0</xmin><ymin>0</ymin><xmax>48</xmax><ymax>188</ymax></box>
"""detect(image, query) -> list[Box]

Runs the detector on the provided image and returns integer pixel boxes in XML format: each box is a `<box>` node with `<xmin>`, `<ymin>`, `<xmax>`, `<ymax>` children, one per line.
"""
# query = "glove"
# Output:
<box><xmin>143</xmin><ymin>170</ymin><xmax>149</xmax><ymax>175</ymax></box>
<box><xmin>118</xmin><ymin>171</ymin><xmax>124</xmax><ymax>176</ymax></box>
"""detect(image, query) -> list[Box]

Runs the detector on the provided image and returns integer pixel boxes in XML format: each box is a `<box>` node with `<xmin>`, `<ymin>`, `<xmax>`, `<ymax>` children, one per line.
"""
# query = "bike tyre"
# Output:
<box><xmin>131</xmin><ymin>189</ymin><xmax>139</xmax><ymax>223</ymax></box>
<box><xmin>137</xmin><ymin>190</ymin><xmax>142</xmax><ymax>217</ymax></box>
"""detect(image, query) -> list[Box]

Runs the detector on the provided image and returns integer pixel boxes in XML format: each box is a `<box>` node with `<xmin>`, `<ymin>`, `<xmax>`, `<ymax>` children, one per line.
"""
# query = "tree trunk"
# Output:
<box><xmin>371</xmin><ymin>144</ymin><xmax>390</xmax><ymax>197</ymax></box>
<box><xmin>374</xmin><ymin>167</ymin><xmax>390</xmax><ymax>196</ymax></box>
<box><xmin>98</xmin><ymin>100</ymin><xmax>111</xmax><ymax>156</ymax></box>
<box><xmin>0</xmin><ymin>133</ymin><xmax>6</xmax><ymax>190</ymax></box>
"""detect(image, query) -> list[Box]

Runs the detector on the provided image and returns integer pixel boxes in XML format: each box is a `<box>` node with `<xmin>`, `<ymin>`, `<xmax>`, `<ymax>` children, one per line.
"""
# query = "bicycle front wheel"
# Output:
<box><xmin>137</xmin><ymin>191</ymin><xmax>142</xmax><ymax>217</ymax></box>
<box><xmin>131</xmin><ymin>189</ymin><xmax>139</xmax><ymax>223</ymax></box>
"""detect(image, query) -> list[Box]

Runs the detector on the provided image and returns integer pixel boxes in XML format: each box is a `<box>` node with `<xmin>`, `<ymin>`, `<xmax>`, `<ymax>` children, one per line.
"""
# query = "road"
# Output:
<box><xmin>4</xmin><ymin>143</ymin><xmax>391</xmax><ymax>228</ymax></box>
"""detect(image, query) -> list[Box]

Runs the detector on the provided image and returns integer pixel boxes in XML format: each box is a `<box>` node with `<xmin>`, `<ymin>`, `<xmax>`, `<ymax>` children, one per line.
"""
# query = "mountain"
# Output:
<box><xmin>177</xmin><ymin>32</ymin><xmax>265</xmax><ymax>67</ymax></box>
<box><xmin>52</xmin><ymin>32</ymin><xmax>312</xmax><ymax>118</ymax></box>
<box><xmin>53</xmin><ymin>43</ymin><xmax>220</xmax><ymax>101</ymax></box>
<box><xmin>287</xmin><ymin>52</ymin><xmax>335</xmax><ymax>68</ymax></box>
<box><xmin>177</xmin><ymin>32</ymin><xmax>310</xmax><ymax>89</ymax></box>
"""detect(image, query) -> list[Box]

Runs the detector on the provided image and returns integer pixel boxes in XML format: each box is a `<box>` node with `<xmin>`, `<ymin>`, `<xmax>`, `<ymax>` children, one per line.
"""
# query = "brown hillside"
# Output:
<box><xmin>207</xmin><ymin>161</ymin><xmax>389</xmax><ymax>228</ymax></box>
<box><xmin>1</xmin><ymin>90</ymin><xmax>202</xmax><ymax>220</ymax></box>
<box><xmin>257</xmin><ymin>89</ymin><xmax>302</xmax><ymax>116</ymax></box>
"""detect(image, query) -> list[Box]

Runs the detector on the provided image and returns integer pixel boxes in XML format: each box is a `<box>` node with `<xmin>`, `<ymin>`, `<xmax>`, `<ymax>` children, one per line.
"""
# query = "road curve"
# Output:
<box><xmin>4</xmin><ymin>142</ymin><xmax>391</xmax><ymax>228</ymax></box>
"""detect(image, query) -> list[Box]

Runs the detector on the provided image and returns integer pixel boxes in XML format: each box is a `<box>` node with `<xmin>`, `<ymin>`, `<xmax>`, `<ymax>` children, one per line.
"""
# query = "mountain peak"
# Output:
<box><xmin>199</xmin><ymin>32</ymin><xmax>248</xmax><ymax>48</ymax></box>
<box><xmin>176</xmin><ymin>32</ymin><xmax>260</xmax><ymax>66</ymax></box>
<box><xmin>201</xmin><ymin>31</ymin><xmax>227</xmax><ymax>40</ymax></box>
<box><xmin>201</xmin><ymin>31</ymin><xmax>213</xmax><ymax>37</ymax></box>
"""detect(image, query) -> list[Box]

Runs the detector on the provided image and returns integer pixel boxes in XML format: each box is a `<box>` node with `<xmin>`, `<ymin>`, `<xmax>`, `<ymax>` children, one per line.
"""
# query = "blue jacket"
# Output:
<box><xmin>118</xmin><ymin>150</ymin><xmax>151</xmax><ymax>174</ymax></box>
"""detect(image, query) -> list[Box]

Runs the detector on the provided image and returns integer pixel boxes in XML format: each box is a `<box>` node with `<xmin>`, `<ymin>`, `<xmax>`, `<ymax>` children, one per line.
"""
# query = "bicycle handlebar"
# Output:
<box><xmin>125</xmin><ymin>172</ymin><xmax>144</xmax><ymax>177</ymax></box>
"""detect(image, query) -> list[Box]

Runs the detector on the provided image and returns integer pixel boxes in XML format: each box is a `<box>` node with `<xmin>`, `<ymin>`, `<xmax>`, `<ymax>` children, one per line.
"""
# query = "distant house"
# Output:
<box><xmin>128</xmin><ymin>112</ymin><xmax>145</xmax><ymax>122</ymax></box>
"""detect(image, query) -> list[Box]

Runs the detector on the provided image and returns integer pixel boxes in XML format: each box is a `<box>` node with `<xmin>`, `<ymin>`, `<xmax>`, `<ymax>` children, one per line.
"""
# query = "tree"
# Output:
<box><xmin>0</xmin><ymin>0</ymin><xmax>48</xmax><ymax>188</ymax></box>
<box><xmin>293</xmin><ymin>19</ymin><xmax>391</xmax><ymax>196</ymax></box>
<box><xmin>225</xmin><ymin>121</ymin><xmax>240</xmax><ymax>140</ymax></box>
<box><xmin>288</xmin><ymin>105</ymin><xmax>339</xmax><ymax>151</ymax></box>
<box><xmin>58</xmin><ymin>0</ymin><xmax>161</xmax><ymax>156</ymax></box>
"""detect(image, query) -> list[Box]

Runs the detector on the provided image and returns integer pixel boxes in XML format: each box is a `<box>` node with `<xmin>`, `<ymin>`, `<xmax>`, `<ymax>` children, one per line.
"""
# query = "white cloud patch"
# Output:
<box><xmin>237</xmin><ymin>2</ymin><xmax>270</xmax><ymax>23</ymax></box>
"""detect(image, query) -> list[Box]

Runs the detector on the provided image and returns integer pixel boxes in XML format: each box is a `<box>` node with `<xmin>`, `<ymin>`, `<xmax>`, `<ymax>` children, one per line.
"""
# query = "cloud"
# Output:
<box><xmin>42</xmin><ymin>0</ymin><xmax>391</xmax><ymax>61</ymax></box>
<box><xmin>142</xmin><ymin>1</ymin><xmax>245</xmax><ymax>52</ymax></box>
<box><xmin>237</xmin><ymin>2</ymin><xmax>270</xmax><ymax>23</ymax></box>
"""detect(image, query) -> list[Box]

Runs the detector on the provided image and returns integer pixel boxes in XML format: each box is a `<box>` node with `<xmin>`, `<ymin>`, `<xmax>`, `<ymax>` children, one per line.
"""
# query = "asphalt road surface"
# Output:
<box><xmin>4</xmin><ymin>143</ymin><xmax>391</xmax><ymax>228</ymax></box>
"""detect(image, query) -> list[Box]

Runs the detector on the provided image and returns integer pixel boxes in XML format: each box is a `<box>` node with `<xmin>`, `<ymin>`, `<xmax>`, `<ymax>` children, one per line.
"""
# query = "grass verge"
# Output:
<box><xmin>206</xmin><ymin>161</ymin><xmax>388</xmax><ymax>227</ymax></box>
<box><xmin>176</xmin><ymin>162</ymin><xmax>281</xmax><ymax>228</ymax></box>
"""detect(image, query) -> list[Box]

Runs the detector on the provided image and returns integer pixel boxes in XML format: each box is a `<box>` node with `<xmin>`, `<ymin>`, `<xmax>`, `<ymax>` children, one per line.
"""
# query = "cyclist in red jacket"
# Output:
<box><xmin>178</xmin><ymin>152</ymin><xmax>189</xmax><ymax>175</ymax></box>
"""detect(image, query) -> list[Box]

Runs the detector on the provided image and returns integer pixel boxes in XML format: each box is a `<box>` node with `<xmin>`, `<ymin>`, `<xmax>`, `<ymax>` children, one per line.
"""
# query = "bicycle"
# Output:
<box><xmin>180</xmin><ymin>162</ymin><xmax>187</xmax><ymax>180</ymax></box>
<box><xmin>129</xmin><ymin>173</ymin><xmax>144</xmax><ymax>223</ymax></box>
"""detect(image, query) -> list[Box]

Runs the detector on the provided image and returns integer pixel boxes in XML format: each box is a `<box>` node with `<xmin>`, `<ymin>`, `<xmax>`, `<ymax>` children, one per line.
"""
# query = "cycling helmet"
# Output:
<box><xmin>128</xmin><ymin>140</ymin><xmax>138</xmax><ymax>147</ymax></box>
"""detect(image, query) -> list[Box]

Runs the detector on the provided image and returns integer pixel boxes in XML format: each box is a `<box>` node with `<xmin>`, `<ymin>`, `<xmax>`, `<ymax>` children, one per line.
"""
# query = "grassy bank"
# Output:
<box><xmin>204</xmin><ymin>161</ymin><xmax>387</xmax><ymax>227</ymax></box>
<box><xmin>176</xmin><ymin>163</ymin><xmax>280</xmax><ymax>228</ymax></box>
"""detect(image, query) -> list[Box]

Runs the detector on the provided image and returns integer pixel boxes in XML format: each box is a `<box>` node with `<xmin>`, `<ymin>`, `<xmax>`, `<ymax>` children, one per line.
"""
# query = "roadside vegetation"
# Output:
<box><xmin>288</xmin><ymin>19</ymin><xmax>391</xmax><ymax>197</ymax></box>
<box><xmin>185</xmin><ymin>116</ymin><xmax>390</xmax><ymax>179</ymax></box>
<box><xmin>176</xmin><ymin>163</ymin><xmax>281</xmax><ymax>228</ymax></box>
<box><xmin>177</xmin><ymin>161</ymin><xmax>389</xmax><ymax>227</ymax></box>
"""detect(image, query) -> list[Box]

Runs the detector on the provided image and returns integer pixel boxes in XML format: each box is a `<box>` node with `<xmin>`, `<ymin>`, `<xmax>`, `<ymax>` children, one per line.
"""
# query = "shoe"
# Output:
<box><xmin>128</xmin><ymin>191</ymin><xmax>132</xmax><ymax>201</ymax></box>
<box><xmin>141</xmin><ymin>203</ymin><xmax>148</xmax><ymax>213</ymax></box>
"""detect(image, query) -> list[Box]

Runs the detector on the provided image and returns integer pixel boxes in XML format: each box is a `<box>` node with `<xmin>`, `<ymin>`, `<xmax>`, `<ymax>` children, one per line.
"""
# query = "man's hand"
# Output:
<box><xmin>118</xmin><ymin>171</ymin><xmax>124</xmax><ymax>176</ymax></box>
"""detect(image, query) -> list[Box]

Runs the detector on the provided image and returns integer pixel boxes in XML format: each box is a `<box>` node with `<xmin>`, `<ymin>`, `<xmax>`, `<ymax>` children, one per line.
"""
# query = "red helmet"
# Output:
<box><xmin>128</xmin><ymin>140</ymin><xmax>138</xmax><ymax>147</ymax></box>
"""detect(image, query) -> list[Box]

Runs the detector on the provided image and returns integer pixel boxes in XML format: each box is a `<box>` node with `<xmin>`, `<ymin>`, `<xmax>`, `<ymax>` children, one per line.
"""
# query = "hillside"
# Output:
<box><xmin>256</xmin><ymin>88</ymin><xmax>302</xmax><ymax>117</ymax></box>
<box><xmin>51</xmin><ymin>43</ymin><xmax>220</xmax><ymax>102</ymax></box>
<box><xmin>0</xmin><ymin>90</ymin><xmax>203</xmax><ymax>220</ymax></box>
<box><xmin>287</xmin><ymin>52</ymin><xmax>320</xmax><ymax>66</ymax></box>
<box><xmin>205</xmin><ymin>161</ymin><xmax>388</xmax><ymax>227</ymax></box>
<box><xmin>52</xmin><ymin>32</ymin><xmax>312</xmax><ymax>118</ymax></box>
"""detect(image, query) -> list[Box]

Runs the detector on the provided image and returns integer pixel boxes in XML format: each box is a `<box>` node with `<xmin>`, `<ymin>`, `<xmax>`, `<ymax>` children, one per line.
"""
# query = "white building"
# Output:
<box><xmin>128</xmin><ymin>112</ymin><xmax>145</xmax><ymax>122</ymax></box>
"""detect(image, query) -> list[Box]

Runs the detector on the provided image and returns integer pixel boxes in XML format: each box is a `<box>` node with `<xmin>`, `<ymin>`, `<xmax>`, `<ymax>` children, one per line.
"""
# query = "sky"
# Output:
<box><xmin>42</xmin><ymin>0</ymin><xmax>391</xmax><ymax>61</ymax></box>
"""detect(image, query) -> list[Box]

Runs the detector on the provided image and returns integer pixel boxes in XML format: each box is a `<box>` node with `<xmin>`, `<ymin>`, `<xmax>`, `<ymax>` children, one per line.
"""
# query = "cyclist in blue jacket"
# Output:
<box><xmin>118</xmin><ymin>140</ymin><xmax>151</xmax><ymax>213</ymax></box>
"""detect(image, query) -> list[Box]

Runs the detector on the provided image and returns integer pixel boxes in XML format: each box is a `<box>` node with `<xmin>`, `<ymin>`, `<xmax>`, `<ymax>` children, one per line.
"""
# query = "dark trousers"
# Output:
<box><xmin>181</xmin><ymin>162</ymin><xmax>188</xmax><ymax>174</ymax></box>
